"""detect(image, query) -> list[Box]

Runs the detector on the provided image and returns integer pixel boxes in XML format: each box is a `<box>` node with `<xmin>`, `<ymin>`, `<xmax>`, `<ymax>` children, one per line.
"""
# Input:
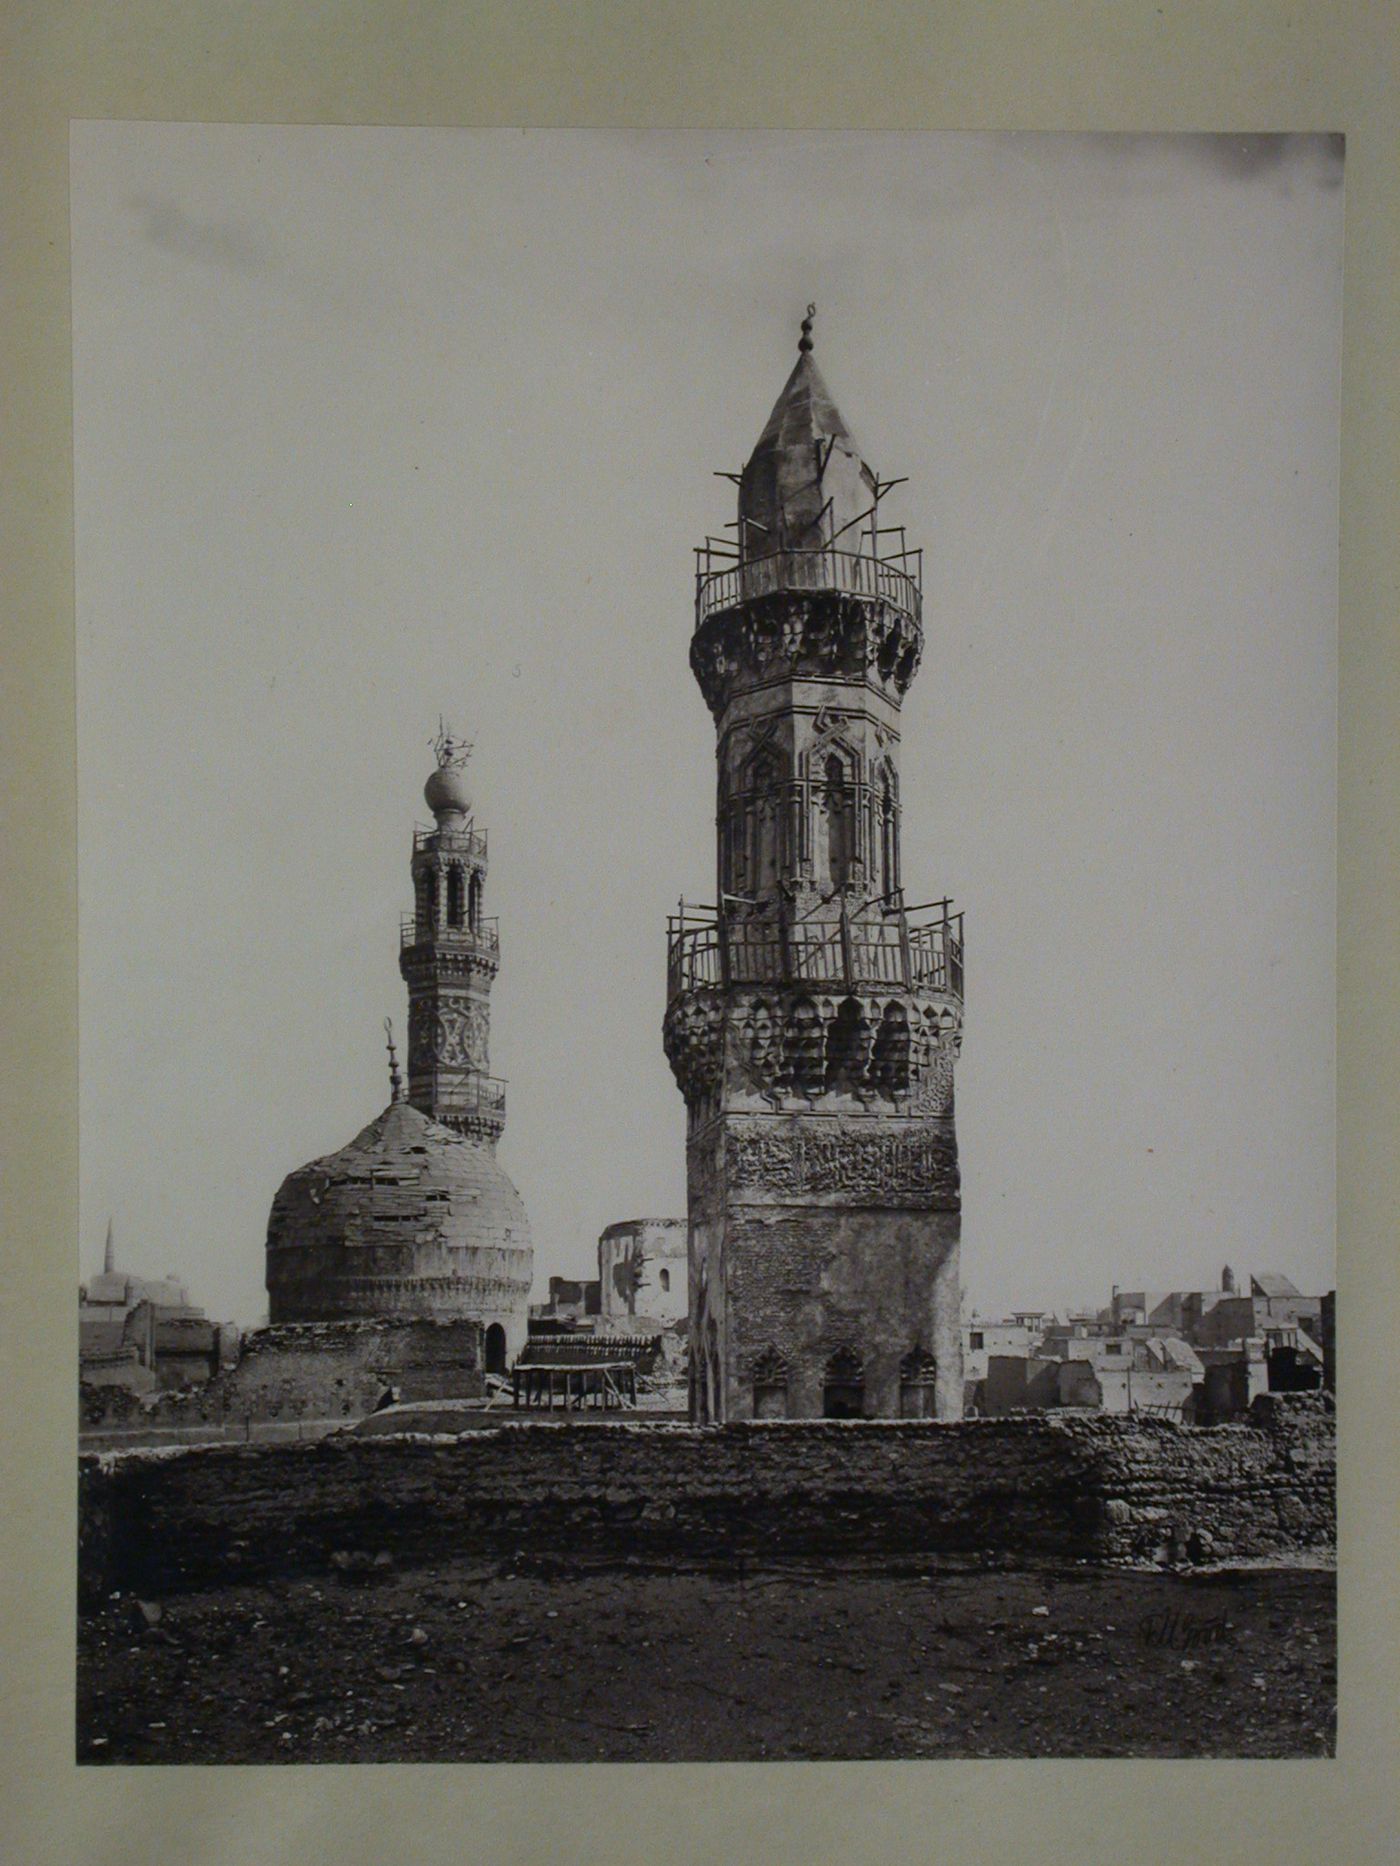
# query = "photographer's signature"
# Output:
<box><xmin>1137</xmin><ymin>1606</ymin><xmax>1234</xmax><ymax>1652</ymax></box>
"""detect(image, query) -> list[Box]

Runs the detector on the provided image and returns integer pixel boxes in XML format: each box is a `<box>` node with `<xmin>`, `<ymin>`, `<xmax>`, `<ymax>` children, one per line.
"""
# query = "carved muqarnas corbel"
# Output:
<box><xmin>691</xmin><ymin>593</ymin><xmax>924</xmax><ymax>719</ymax></box>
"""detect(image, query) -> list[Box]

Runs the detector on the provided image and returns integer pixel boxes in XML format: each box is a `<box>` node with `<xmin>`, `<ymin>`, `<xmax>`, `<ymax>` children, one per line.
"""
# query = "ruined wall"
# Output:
<box><xmin>1095</xmin><ymin>1392</ymin><xmax>1336</xmax><ymax>1563</ymax></box>
<box><xmin>80</xmin><ymin>1318</ymin><xmax>484</xmax><ymax>1431</ymax></box>
<box><xmin>598</xmin><ymin>1219</ymin><xmax>688</xmax><ymax>1326</ymax></box>
<box><xmin>79</xmin><ymin>1396</ymin><xmax>1333</xmax><ymax>1603</ymax></box>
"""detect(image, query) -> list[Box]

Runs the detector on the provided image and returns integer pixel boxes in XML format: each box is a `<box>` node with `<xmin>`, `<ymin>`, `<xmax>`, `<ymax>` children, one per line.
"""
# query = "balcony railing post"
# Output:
<box><xmin>697</xmin><ymin>548</ymin><xmax>920</xmax><ymax>631</ymax></box>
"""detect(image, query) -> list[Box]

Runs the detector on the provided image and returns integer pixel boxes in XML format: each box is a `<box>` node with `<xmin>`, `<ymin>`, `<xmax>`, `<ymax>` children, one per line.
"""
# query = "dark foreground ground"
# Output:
<box><xmin>78</xmin><ymin>1557</ymin><xmax>1335</xmax><ymax>1763</ymax></box>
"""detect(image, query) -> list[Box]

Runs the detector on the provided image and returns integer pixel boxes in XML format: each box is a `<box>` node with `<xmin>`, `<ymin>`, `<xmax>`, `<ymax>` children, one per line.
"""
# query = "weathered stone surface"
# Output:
<box><xmin>669</xmin><ymin>344</ymin><xmax>965</xmax><ymax>1423</ymax></box>
<box><xmin>81</xmin><ymin>1317</ymin><xmax>488</xmax><ymax>1431</ymax></box>
<box><xmin>266</xmin><ymin>1102</ymin><xmax>530</xmax><ymax>1357</ymax></box>
<box><xmin>78</xmin><ymin>1398</ymin><xmax>1334</xmax><ymax>1604</ymax></box>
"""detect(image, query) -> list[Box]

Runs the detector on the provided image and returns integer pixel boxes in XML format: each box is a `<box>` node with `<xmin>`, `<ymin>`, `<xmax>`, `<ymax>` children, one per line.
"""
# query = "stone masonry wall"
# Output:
<box><xmin>80</xmin><ymin>1318</ymin><xmax>484</xmax><ymax>1432</ymax></box>
<box><xmin>78</xmin><ymin>1396</ymin><xmax>1333</xmax><ymax>1605</ymax></box>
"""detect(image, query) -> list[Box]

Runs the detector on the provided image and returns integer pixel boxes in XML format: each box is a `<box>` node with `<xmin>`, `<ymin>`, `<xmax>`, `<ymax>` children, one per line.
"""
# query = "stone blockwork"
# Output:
<box><xmin>81</xmin><ymin>1318</ymin><xmax>485</xmax><ymax>1432</ymax></box>
<box><xmin>78</xmin><ymin>1396</ymin><xmax>1333</xmax><ymax>1604</ymax></box>
<box><xmin>598</xmin><ymin>1219</ymin><xmax>688</xmax><ymax>1326</ymax></box>
<box><xmin>689</xmin><ymin>589</ymin><xmax>924</xmax><ymax>721</ymax></box>
<box><xmin>687</xmin><ymin>1111</ymin><xmax>962</xmax><ymax>1422</ymax></box>
<box><xmin>266</xmin><ymin>1101</ymin><xmax>531</xmax><ymax>1358</ymax></box>
<box><xmin>667</xmin><ymin>334</ymin><xmax>966</xmax><ymax>1422</ymax></box>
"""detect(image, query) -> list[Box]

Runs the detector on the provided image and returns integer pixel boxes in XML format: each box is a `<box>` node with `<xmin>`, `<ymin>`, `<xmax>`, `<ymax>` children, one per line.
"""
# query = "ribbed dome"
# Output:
<box><xmin>265</xmin><ymin>1101</ymin><xmax>533</xmax><ymax>1325</ymax></box>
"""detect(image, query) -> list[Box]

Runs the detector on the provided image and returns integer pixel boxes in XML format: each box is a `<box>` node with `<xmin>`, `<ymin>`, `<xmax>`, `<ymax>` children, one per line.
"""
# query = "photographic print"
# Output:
<box><xmin>72</xmin><ymin>128</ymin><xmax>1340</xmax><ymax>1763</ymax></box>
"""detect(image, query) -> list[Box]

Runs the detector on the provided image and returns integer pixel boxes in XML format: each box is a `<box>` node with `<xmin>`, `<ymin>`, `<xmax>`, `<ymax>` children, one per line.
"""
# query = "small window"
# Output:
<box><xmin>659</xmin><ymin>1268</ymin><xmax>670</xmax><ymax>1292</ymax></box>
<box><xmin>969</xmin><ymin>1331</ymin><xmax>984</xmax><ymax>1351</ymax></box>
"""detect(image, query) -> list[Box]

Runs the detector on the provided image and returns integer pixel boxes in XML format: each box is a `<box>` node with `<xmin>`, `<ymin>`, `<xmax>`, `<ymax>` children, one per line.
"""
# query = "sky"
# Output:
<box><xmin>71</xmin><ymin>128</ymin><xmax>1343</xmax><ymax>1325</ymax></box>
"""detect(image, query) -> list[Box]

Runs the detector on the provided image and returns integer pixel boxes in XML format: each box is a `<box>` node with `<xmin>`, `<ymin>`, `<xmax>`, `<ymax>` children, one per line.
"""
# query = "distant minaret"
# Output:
<box><xmin>665</xmin><ymin>310</ymin><xmax>966</xmax><ymax>1423</ymax></box>
<box><xmin>103</xmin><ymin>1217</ymin><xmax>115</xmax><ymax>1276</ymax></box>
<box><xmin>398</xmin><ymin>727</ymin><xmax>507</xmax><ymax>1145</ymax></box>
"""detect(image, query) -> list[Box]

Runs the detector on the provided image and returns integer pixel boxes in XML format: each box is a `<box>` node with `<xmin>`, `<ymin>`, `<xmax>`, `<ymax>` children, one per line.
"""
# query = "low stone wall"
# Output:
<box><xmin>78</xmin><ymin>1394</ymin><xmax>1334</xmax><ymax>1605</ymax></box>
<box><xmin>1095</xmin><ymin>1392</ymin><xmax>1335</xmax><ymax>1563</ymax></box>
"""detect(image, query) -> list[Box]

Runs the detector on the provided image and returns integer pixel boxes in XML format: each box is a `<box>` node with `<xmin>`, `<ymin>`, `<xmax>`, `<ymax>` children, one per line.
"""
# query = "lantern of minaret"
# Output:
<box><xmin>664</xmin><ymin>312</ymin><xmax>966</xmax><ymax>1423</ymax></box>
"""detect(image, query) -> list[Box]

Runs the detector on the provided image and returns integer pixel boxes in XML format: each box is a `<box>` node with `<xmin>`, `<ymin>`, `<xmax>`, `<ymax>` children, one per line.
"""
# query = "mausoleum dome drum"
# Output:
<box><xmin>265</xmin><ymin>1100</ymin><xmax>532</xmax><ymax>1328</ymax></box>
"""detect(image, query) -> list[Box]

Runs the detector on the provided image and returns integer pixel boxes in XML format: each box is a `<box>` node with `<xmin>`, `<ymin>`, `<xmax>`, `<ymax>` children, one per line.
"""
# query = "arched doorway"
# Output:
<box><xmin>484</xmin><ymin>1323</ymin><xmax>507</xmax><ymax>1375</ymax></box>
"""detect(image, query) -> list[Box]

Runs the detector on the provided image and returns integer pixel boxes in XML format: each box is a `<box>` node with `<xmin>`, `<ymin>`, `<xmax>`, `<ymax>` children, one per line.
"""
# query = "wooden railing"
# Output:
<box><xmin>400</xmin><ymin>915</ymin><xmax>500</xmax><ymax>953</ymax></box>
<box><xmin>667</xmin><ymin>904</ymin><xmax>963</xmax><ymax>1001</ymax></box>
<box><xmin>695</xmin><ymin>547</ymin><xmax>921</xmax><ymax>629</ymax></box>
<box><xmin>445</xmin><ymin>1073</ymin><xmax>508</xmax><ymax>1113</ymax></box>
<box><xmin>413</xmin><ymin>822</ymin><xmax>488</xmax><ymax>858</ymax></box>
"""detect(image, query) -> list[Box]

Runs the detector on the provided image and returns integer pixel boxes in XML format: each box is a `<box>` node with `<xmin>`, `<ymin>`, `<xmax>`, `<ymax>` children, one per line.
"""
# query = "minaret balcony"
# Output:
<box><xmin>666</xmin><ymin>902</ymin><xmax>963</xmax><ymax>1004</ymax></box>
<box><xmin>412</xmin><ymin>822</ymin><xmax>488</xmax><ymax>860</ymax></box>
<box><xmin>695</xmin><ymin>546</ymin><xmax>921</xmax><ymax>632</ymax></box>
<box><xmin>400</xmin><ymin>914</ymin><xmax>500</xmax><ymax>956</ymax></box>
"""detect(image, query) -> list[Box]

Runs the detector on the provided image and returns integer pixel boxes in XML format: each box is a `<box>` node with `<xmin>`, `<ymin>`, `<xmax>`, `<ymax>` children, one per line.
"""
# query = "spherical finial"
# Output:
<box><xmin>798</xmin><ymin>303</ymin><xmax>816</xmax><ymax>353</ymax></box>
<box><xmin>425</xmin><ymin>719</ymin><xmax>473</xmax><ymax>822</ymax></box>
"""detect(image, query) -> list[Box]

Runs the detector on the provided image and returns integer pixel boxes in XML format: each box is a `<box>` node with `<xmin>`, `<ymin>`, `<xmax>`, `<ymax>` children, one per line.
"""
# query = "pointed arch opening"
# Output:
<box><xmin>899</xmin><ymin>1348</ymin><xmax>939</xmax><ymax>1419</ymax></box>
<box><xmin>416</xmin><ymin>866</ymin><xmax>438</xmax><ymax>936</ymax></box>
<box><xmin>484</xmin><ymin>1323</ymin><xmax>507</xmax><ymax>1376</ymax></box>
<box><xmin>446</xmin><ymin>866</ymin><xmax>465</xmax><ymax>928</ymax></box>
<box><xmin>823</xmin><ymin>1345</ymin><xmax>865</xmax><ymax>1419</ymax></box>
<box><xmin>749</xmin><ymin>747</ymin><xmax>786</xmax><ymax>896</ymax></box>
<box><xmin>824</xmin><ymin>753</ymin><xmax>856</xmax><ymax>890</ymax></box>
<box><xmin>879</xmin><ymin>762</ymin><xmax>899</xmax><ymax>898</ymax></box>
<box><xmin>752</xmin><ymin>1345</ymin><xmax>790</xmax><ymax>1419</ymax></box>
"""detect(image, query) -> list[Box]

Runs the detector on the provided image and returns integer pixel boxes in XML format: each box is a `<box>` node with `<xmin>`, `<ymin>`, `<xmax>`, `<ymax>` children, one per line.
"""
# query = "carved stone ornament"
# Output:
<box><xmin>664</xmin><ymin>985</ymin><xmax>961</xmax><ymax>1112</ymax></box>
<box><xmin>406</xmin><ymin>996</ymin><xmax>489</xmax><ymax>1070</ymax></box>
<box><xmin>662</xmin><ymin>990</ymin><xmax>726</xmax><ymax>1104</ymax></box>
<box><xmin>724</xmin><ymin>1118</ymin><xmax>960</xmax><ymax>1207</ymax></box>
<box><xmin>690</xmin><ymin>591</ymin><xmax>925</xmax><ymax>720</ymax></box>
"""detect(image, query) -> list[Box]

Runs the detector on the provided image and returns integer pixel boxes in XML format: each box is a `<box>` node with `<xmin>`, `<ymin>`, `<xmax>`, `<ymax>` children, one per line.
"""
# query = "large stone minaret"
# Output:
<box><xmin>664</xmin><ymin>312</ymin><xmax>966</xmax><ymax>1423</ymax></box>
<box><xmin>399</xmin><ymin>729</ymin><xmax>507</xmax><ymax>1146</ymax></box>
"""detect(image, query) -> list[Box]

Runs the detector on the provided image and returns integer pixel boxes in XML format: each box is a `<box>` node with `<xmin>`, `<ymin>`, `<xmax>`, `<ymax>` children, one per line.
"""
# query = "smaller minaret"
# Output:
<box><xmin>399</xmin><ymin>726</ymin><xmax>507</xmax><ymax>1145</ymax></box>
<box><xmin>103</xmin><ymin>1216</ymin><xmax>116</xmax><ymax>1277</ymax></box>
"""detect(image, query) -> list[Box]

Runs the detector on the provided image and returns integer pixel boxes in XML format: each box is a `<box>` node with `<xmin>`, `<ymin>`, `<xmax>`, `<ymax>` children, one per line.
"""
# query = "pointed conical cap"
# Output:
<box><xmin>738</xmin><ymin>337</ymin><xmax>876</xmax><ymax>560</ymax></box>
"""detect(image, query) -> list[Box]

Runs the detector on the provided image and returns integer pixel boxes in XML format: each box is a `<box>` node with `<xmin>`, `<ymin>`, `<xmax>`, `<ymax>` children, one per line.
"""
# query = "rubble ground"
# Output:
<box><xmin>77</xmin><ymin>1557</ymin><xmax>1335</xmax><ymax>1764</ymax></box>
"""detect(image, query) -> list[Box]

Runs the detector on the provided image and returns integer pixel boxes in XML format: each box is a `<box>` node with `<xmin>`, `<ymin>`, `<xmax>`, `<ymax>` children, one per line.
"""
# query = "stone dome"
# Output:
<box><xmin>265</xmin><ymin>1100</ymin><xmax>532</xmax><ymax>1331</ymax></box>
<box><xmin>424</xmin><ymin>760</ymin><xmax>472</xmax><ymax>821</ymax></box>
